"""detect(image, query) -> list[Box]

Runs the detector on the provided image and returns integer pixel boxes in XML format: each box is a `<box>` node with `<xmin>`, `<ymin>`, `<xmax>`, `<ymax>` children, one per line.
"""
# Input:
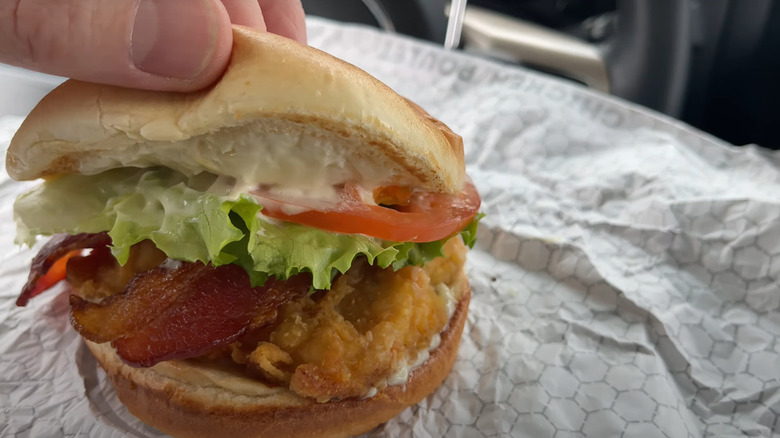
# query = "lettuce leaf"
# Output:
<box><xmin>15</xmin><ymin>168</ymin><xmax>480</xmax><ymax>289</ymax></box>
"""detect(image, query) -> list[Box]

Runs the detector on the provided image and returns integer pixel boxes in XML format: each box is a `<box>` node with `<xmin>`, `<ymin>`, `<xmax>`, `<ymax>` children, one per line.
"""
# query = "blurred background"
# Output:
<box><xmin>303</xmin><ymin>0</ymin><xmax>780</xmax><ymax>148</ymax></box>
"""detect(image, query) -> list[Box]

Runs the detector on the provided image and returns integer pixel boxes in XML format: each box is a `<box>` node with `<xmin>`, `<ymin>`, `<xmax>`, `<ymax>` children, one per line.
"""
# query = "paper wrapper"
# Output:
<box><xmin>2</xmin><ymin>18</ymin><xmax>779</xmax><ymax>437</ymax></box>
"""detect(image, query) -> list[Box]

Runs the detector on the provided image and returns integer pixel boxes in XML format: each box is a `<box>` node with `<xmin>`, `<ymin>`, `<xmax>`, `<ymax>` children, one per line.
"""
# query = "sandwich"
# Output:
<box><xmin>9</xmin><ymin>26</ymin><xmax>481</xmax><ymax>438</ymax></box>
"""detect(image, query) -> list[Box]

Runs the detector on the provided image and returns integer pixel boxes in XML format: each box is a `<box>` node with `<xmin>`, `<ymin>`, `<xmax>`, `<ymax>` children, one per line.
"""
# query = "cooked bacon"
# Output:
<box><xmin>71</xmin><ymin>262</ymin><xmax>311</xmax><ymax>367</ymax></box>
<box><xmin>20</xmin><ymin>232</ymin><xmax>311</xmax><ymax>368</ymax></box>
<box><xmin>17</xmin><ymin>233</ymin><xmax>112</xmax><ymax>306</ymax></box>
<box><xmin>65</xmin><ymin>245</ymin><xmax>116</xmax><ymax>289</ymax></box>
<box><xmin>66</xmin><ymin>240</ymin><xmax>168</xmax><ymax>301</ymax></box>
<box><xmin>70</xmin><ymin>261</ymin><xmax>199</xmax><ymax>343</ymax></box>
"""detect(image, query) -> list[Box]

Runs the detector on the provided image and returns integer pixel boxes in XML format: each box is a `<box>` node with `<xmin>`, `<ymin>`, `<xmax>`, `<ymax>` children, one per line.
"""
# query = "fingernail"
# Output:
<box><xmin>131</xmin><ymin>0</ymin><xmax>219</xmax><ymax>79</ymax></box>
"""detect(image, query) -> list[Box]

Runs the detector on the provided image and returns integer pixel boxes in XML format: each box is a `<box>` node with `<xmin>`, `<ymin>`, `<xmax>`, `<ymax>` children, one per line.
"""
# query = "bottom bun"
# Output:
<box><xmin>85</xmin><ymin>276</ymin><xmax>471</xmax><ymax>438</ymax></box>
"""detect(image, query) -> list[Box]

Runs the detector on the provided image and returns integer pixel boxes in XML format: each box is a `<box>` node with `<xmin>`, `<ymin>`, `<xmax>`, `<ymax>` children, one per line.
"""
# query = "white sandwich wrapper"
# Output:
<box><xmin>1</xmin><ymin>17</ymin><xmax>778</xmax><ymax>437</ymax></box>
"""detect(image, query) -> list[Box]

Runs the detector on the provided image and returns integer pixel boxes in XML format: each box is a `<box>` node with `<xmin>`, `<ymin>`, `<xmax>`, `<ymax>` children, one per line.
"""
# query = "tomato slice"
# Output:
<box><xmin>251</xmin><ymin>179</ymin><xmax>481</xmax><ymax>243</ymax></box>
<box><xmin>27</xmin><ymin>249</ymin><xmax>84</xmax><ymax>299</ymax></box>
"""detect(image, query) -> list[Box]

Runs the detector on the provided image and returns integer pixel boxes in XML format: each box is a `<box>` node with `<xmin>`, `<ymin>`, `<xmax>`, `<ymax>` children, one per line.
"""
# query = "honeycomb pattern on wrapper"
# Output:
<box><xmin>2</xmin><ymin>19</ymin><xmax>779</xmax><ymax>438</ymax></box>
<box><xmin>332</xmin><ymin>23</ymin><xmax>780</xmax><ymax>437</ymax></box>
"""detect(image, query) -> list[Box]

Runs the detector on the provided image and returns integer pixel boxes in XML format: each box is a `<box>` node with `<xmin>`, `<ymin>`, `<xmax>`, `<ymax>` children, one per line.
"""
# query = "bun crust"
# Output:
<box><xmin>7</xmin><ymin>26</ymin><xmax>464</xmax><ymax>193</ymax></box>
<box><xmin>86</xmin><ymin>279</ymin><xmax>471</xmax><ymax>438</ymax></box>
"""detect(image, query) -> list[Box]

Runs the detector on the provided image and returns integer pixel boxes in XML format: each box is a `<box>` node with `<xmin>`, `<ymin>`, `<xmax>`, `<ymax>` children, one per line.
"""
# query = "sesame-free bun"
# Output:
<box><xmin>85</xmin><ymin>281</ymin><xmax>471</xmax><ymax>438</ymax></box>
<box><xmin>7</xmin><ymin>26</ymin><xmax>464</xmax><ymax>193</ymax></box>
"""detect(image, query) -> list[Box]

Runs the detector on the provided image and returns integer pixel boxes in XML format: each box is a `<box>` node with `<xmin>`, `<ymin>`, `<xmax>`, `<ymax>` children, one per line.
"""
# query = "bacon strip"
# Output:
<box><xmin>71</xmin><ymin>262</ymin><xmax>310</xmax><ymax>367</ymax></box>
<box><xmin>17</xmin><ymin>233</ymin><xmax>112</xmax><ymax>306</ymax></box>
<box><xmin>70</xmin><ymin>262</ymin><xmax>201</xmax><ymax>343</ymax></box>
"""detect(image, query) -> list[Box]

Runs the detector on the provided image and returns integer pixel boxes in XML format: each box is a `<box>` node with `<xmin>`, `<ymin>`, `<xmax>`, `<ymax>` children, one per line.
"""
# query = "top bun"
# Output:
<box><xmin>7</xmin><ymin>26</ymin><xmax>464</xmax><ymax>193</ymax></box>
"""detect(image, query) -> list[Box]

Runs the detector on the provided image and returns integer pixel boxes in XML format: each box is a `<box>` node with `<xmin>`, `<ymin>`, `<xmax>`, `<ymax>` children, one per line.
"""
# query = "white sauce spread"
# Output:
<box><xmin>364</xmin><ymin>281</ymin><xmax>459</xmax><ymax>397</ymax></box>
<box><xmin>160</xmin><ymin>258</ymin><xmax>183</xmax><ymax>271</ymax></box>
<box><xmin>79</xmin><ymin>121</ymin><xmax>410</xmax><ymax>200</ymax></box>
<box><xmin>151</xmin><ymin>360</ymin><xmax>285</xmax><ymax>398</ymax></box>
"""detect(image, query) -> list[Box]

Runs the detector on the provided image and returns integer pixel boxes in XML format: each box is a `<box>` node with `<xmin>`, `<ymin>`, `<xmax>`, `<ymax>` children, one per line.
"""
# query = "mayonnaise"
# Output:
<box><xmin>366</xmin><ymin>280</ymin><xmax>461</xmax><ymax>395</ymax></box>
<box><xmin>151</xmin><ymin>360</ymin><xmax>288</xmax><ymax>398</ymax></box>
<box><xmin>78</xmin><ymin>122</ymin><xmax>411</xmax><ymax>198</ymax></box>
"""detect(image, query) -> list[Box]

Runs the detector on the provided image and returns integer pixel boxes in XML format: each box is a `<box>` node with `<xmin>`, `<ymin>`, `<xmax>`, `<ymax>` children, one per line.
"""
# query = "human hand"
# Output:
<box><xmin>0</xmin><ymin>0</ymin><xmax>306</xmax><ymax>92</ymax></box>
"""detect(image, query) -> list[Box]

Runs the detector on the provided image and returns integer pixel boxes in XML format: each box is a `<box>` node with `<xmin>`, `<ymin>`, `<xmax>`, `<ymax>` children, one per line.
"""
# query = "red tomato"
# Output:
<box><xmin>28</xmin><ymin>249</ymin><xmax>83</xmax><ymax>298</ymax></box>
<box><xmin>251</xmin><ymin>180</ymin><xmax>481</xmax><ymax>243</ymax></box>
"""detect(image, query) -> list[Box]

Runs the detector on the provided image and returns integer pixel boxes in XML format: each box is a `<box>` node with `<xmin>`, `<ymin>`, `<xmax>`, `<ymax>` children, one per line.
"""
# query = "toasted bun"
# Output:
<box><xmin>7</xmin><ymin>26</ymin><xmax>464</xmax><ymax>193</ymax></box>
<box><xmin>85</xmin><ymin>279</ymin><xmax>470</xmax><ymax>438</ymax></box>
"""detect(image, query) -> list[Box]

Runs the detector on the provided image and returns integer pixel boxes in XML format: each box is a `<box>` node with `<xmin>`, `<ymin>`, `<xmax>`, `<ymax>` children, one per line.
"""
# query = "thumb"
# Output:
<box><xmin>0</xmin><ymin>0</ymin><xmax>233</xmax><ymax>92</ymax></box>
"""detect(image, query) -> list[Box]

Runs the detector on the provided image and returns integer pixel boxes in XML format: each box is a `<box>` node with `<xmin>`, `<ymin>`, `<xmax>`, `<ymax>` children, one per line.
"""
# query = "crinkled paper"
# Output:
<box><xmin>2</xmin><ymin>17</ymin><xmax>779</xmax><ymax>438</ymax></box>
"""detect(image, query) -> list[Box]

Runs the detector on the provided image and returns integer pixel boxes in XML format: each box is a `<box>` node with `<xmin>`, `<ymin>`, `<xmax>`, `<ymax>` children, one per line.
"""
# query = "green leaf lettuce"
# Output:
<box><xmin>15</xmin><ymin>168</ymin><xmax>480</xmax><ymax>289</ymax></box>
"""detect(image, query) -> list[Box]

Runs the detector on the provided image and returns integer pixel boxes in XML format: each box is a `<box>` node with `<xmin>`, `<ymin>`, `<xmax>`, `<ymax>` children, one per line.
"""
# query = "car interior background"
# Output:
<box><xmin>302</xmin><ymin>0</ymin><xmax>780</xmax><ymax>148</ymax></box>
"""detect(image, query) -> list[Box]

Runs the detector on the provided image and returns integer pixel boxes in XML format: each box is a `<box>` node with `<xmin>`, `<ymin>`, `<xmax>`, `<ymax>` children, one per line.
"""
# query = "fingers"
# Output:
<box><xmin>220</xmin><ymin>0</ymin><xmax>266</xmax><ymax>30</ymax></box>
<box><xmin>0</xmin><ymin>0</ymin><xmax>307</xmax><ymax>92</ymax></box>
<box><xmin>257</xmin><ymin>0</ymin><xmax>307</xmax><ymax>44</ymax></box>
<box><xmin>131</xmin><ymin>0</ymin><xmax>234</xmax><ymax>89</ymax></box>
<box><xmin>221</xmin><ymin>0</ymin><xmax>307</xmax><ymax>43</ymax></box>
<box><xmin>0</xmin><ymin>0</ymin><xmax>234</xmax><ymax>92</ymax></box>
